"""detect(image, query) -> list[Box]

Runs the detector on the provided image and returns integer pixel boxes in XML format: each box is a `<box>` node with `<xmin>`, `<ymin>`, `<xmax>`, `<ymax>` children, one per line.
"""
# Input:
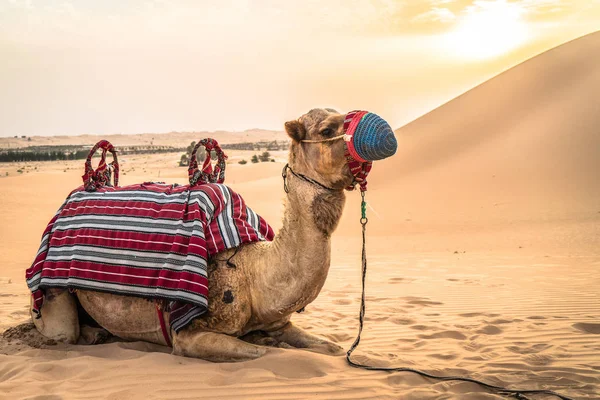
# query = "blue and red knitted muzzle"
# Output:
<box><xmin>343</xmin><ymin>111</ymin><xmax>397</xmax><ymax>191</ymax></box>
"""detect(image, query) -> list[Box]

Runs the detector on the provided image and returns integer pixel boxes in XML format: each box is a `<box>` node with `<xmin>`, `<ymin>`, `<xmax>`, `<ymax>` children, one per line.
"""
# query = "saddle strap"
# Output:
<box><xmin>156</xmin><ymin>302</ymin><xmax>172</xmax><ymax>347</ymax></box>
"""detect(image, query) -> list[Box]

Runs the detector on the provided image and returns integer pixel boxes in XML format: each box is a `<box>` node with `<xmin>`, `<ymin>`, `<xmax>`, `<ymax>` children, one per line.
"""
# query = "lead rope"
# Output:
<box><xmin>345</xmin><ymin>192</ymin><xmax>573</xmax><ymax>400</ymax></box>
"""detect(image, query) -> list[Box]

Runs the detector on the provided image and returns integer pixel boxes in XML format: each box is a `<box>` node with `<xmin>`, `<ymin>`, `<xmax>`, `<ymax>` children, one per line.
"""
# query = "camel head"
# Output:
<box><xmin>285</xmin><ymin>108</ymin><xmax>353</xmax><ymax>190</ymax></box>
<box><xmin>285</xmin><ymin>108</ymin><xmax>397</xmax><ymax>191</ymax></box>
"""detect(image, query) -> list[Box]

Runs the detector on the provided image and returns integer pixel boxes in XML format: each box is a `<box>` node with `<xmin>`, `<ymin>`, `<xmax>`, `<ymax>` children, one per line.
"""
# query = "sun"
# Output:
<box><xmin>443</xmin><ymin>1</ymin><xmax>530</xmax><ymax>60</ymax></box>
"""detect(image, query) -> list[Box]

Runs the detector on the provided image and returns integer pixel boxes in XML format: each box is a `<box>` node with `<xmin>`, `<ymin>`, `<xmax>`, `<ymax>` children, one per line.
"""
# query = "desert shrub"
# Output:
<box><xmin>179</xmin><ymin>141</ymin><xmax>208</xmax><ymax>167</ymax></box>
<box><xmin>179</xmin><ymin>154</ymin><xmax>189</xmax><ymax>167</ymax></box>
<box><xmin>17</xmin><ymin>169</ymin><xmax>23</xmax><ymax>173</ymax></box>
<box><xmin>258</xmin><ymin>151</ymin><xmax>271</xmax><ymax>162</ymax></box>
<box><xmin>251</xmin><ymin>155</ymin><xmax>259</xmax><ymax>163</ymax></box>
<box><xmin>238</xmin><ymin>159</ymin><xmax>247</xmax><ymax>165</ymax></box>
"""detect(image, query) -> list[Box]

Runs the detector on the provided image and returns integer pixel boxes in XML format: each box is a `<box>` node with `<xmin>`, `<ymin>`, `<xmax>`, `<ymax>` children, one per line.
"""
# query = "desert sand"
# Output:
<box><xmin>1</xmin><ymin>33</ymin><xmax>599</xmax><ymax>399</ymax></box>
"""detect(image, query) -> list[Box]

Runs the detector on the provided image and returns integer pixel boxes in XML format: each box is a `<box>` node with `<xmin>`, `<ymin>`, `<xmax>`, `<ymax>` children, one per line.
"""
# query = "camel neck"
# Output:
<box><xmin>251</xmin><ymin>173</ymin><xmax>346</xmax><ymax>322</ymax></box>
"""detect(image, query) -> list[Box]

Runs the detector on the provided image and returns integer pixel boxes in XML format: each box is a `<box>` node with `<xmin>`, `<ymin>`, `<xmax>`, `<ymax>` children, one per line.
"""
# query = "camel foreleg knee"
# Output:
<box><xmin>31</xmin><ymin>288</ymin><xmax>80</xmax><ymax>344</ymax></box>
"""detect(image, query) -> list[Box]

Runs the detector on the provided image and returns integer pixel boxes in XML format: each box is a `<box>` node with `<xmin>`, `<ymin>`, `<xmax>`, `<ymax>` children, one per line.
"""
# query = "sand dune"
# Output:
<box><xmin>346</xmin><ymin>32</ymin><xmax>600</xmax><ymax>252</ymax></box>
<box><xmin>1</xmin><ymin>33</ymin><xmax>600</xmax><ymax>399</ymax></box>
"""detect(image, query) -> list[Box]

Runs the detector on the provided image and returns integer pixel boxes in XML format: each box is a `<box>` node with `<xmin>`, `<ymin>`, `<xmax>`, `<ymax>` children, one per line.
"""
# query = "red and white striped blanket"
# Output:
<box><xmin>26</xmin><ymin>182</ymin><xmax>274</xmax><ymax>331</ymax></box>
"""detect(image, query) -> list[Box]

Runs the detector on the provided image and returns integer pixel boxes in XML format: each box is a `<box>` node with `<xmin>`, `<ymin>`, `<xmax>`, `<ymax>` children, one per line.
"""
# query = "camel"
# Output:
<box><xmin>30</xmin><ymin>108</ymin><xmax>378</xmax><ymax>361</ymax></box>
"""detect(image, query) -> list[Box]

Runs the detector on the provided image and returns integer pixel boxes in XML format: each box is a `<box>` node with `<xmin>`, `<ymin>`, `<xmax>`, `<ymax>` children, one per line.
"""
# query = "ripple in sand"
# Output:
<box><xmin>406</xmin><ymin>299</ymin><xmax>443</xmax><ymax>307</ymax></box>
<box><xmin>409</xmin><ymin>325</ymin><xmax>437</xmax><ymax>331</ymax></box>
<box><xmin>428</xmin><ymin>352</ymin><xmax>459</xmax><ymax>360</ymax></box>
<box><xmin>573</xmin><ymin>322</ymin><xmax>600</xmax><ymax>334</ymax></box>
<box><xmin>389</xmin><ymin>277</ymin><xmax>414</xmax><ymax>283</ymax></box>
<box><xmin>389</xmin><ymin>317</ymin><xmax>415</xmax><ymax>325</ymax></box>
<box><xmin>488</xmin><ymin>318</ymin><xmax>515</xmax><ymax>325</ymax></box>
<box><xmin>332</xmin><ymin>299</ymin><xmax>352</xmax><ymax>305</ymax></box>
<box><xmin>506</xmin><ymin>343</ymin><xmax>552</xmax><ymax>354</ymax></box>
<box><xmin>418</xmin><ymin>331</ymin><xmax>467</xmax><ymax>340</ymax></box>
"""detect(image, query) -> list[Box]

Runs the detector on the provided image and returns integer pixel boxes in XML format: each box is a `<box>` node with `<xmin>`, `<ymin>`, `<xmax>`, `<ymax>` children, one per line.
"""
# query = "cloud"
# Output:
<box><xmin>412</xmin><ymin>7</ymin><xmax>456</xmax><ymax>23</ymax></box>
<box><xmin>519</xmin><ymin>0</ymin><xmax>565</xmax><ymax>14</ymax></box>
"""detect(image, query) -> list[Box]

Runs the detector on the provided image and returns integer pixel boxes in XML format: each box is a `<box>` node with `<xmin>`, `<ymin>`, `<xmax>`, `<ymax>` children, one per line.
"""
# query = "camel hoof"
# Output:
<box><xmin>277</xmin><ymin>342</ymin><xmax>295</xmax><ymax>349</ymax></box>
<box><xmin>256</xmin><ymin>337</ymin><xmax>280</xmax><ymax>347</ymax></box>
<box><xmin>311</xmin><ymin>341</ymin><xmax>345</xmax><ymax>356</ymax></box>
<box><xmin>79</xmin><ymin>325</ymin><xmax>111</xmax><ymax>345</ymax></box>
<box><xmin>323</xmin><ymin>341</ymin><xmax>345</xmax><ymax>356</ymax></box>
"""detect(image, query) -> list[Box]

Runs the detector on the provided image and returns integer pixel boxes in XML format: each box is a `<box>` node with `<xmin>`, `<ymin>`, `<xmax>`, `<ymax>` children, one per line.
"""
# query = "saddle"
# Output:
<box><xmin>26</xmin><ymin>139</ymin><xmax>274</xmax><ymax>333</ymax></box>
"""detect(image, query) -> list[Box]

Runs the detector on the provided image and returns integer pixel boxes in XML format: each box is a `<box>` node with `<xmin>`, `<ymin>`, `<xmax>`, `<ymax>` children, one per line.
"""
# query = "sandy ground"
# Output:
<box><xmin>1</xmin><ymin>33</ymin><xmax>600</xmax><ymax>399</ymax></box>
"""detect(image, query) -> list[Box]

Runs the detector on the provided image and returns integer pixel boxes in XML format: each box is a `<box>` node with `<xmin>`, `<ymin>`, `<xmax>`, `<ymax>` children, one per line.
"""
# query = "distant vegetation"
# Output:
<box><xmin>221</xmin><ymin>140</ymin><xmax>289</xmax><ymax>151</ymax></box>
<box><xmin>0</xmin><ymin>145</ymin><xmax>184</xmax><ymax>163</ymax></box>
<box><xmin>1</xmin><ymin>140</ymin><xmax>289</xmax><ymax>164</ymax></box>
<box><xmin>178</xmin><ymin>141</ymin><xmax>215</xmax><ymax>167</ymax></box>
<box><xmin>178</xmin><ymin>141</ymin><xmax>285</xmax><ymax>167</ymax></box>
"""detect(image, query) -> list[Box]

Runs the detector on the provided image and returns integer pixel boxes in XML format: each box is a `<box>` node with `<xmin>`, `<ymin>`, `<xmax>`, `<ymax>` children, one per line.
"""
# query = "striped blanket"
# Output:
<box><xmin>26</xmin><ymin>182</ymin><xmax>274</xmax><ymax>331</ymax></box>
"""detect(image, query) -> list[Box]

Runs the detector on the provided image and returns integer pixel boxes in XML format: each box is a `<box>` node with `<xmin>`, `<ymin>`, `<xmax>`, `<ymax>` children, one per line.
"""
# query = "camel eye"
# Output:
<box><xmin>320</xmin><ymin>128</ymin><xmax>334</xmax><ymax>137</ymax></box>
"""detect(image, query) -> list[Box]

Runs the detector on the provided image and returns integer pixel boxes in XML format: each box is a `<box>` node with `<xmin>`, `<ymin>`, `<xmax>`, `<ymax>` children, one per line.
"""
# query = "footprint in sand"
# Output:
<box><xmin>524</xmin><ymin>354</ymin><xmax>553</xmax><ymax>366</ymax></box>
<box><xmin>475</xmin><ymin>325</ymin><xmax>503</xmax><ymax>335</ymax></box>
<box><xmin>573</xmin><ymin>322</ymin><xmax>600</xmax><ymax>334</ymax></box>
<box><xmin>462</xmin><ymin>341</ymin><xmax>484</xmax><ymax>352</ymax></box>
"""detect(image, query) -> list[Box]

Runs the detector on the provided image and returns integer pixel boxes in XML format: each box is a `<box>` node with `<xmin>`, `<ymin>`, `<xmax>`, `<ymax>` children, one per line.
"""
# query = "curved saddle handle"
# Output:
<box><xmin>82</xmin><ymin>140</ymin><xmax>119</xmax><ymax>192</ymax></box>
<box><xmin>188</xmin><ymin>138</ymin><xmax>228</xmax><ymax>186</ymax></box>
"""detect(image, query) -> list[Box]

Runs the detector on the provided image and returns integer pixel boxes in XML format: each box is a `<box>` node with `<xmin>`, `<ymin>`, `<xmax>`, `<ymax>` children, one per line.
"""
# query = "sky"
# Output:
<box><xmin>0</xmin><ymin>0</ymin><xmax>598</xmax><ymax>137</ymax></box>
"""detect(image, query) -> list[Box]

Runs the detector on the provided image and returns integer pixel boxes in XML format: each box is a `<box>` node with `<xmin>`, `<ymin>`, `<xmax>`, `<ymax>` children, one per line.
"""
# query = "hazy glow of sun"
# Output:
<box><xmin>443</xmin><ymin>1</ymin><xmax>530</xmax><ymax>60</ymax></box>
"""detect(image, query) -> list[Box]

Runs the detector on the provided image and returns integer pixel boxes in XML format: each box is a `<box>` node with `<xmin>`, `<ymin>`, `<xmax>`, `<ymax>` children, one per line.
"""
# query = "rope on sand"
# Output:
<box><xmin>346</xmin><ymin>191</ymin><xmax>574</xmax><ymax>400</ymax></box>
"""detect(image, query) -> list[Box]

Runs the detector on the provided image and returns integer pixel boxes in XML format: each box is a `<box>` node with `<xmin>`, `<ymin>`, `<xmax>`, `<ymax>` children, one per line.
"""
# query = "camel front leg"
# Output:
<box><xmin>265</xmin><ymin>322</ymin><xmax>344</xmax><ymax>356</ymax></box>
<box><xmin>172</xmin><ymin>329</ymin><xmax>269</xmax><ymax>362</ymax></box>
<box><xmin>30</xmin><ymin>288</ymin><xmax>80</xmax><ymax>344</ymax></box>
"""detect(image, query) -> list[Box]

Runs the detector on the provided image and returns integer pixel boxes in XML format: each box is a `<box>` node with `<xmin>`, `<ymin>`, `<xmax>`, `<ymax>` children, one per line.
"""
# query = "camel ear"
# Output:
<box><xmin>285</xmin><ymin>120</ymin><xmax>306</xmax><ymax>142</ymax></box>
